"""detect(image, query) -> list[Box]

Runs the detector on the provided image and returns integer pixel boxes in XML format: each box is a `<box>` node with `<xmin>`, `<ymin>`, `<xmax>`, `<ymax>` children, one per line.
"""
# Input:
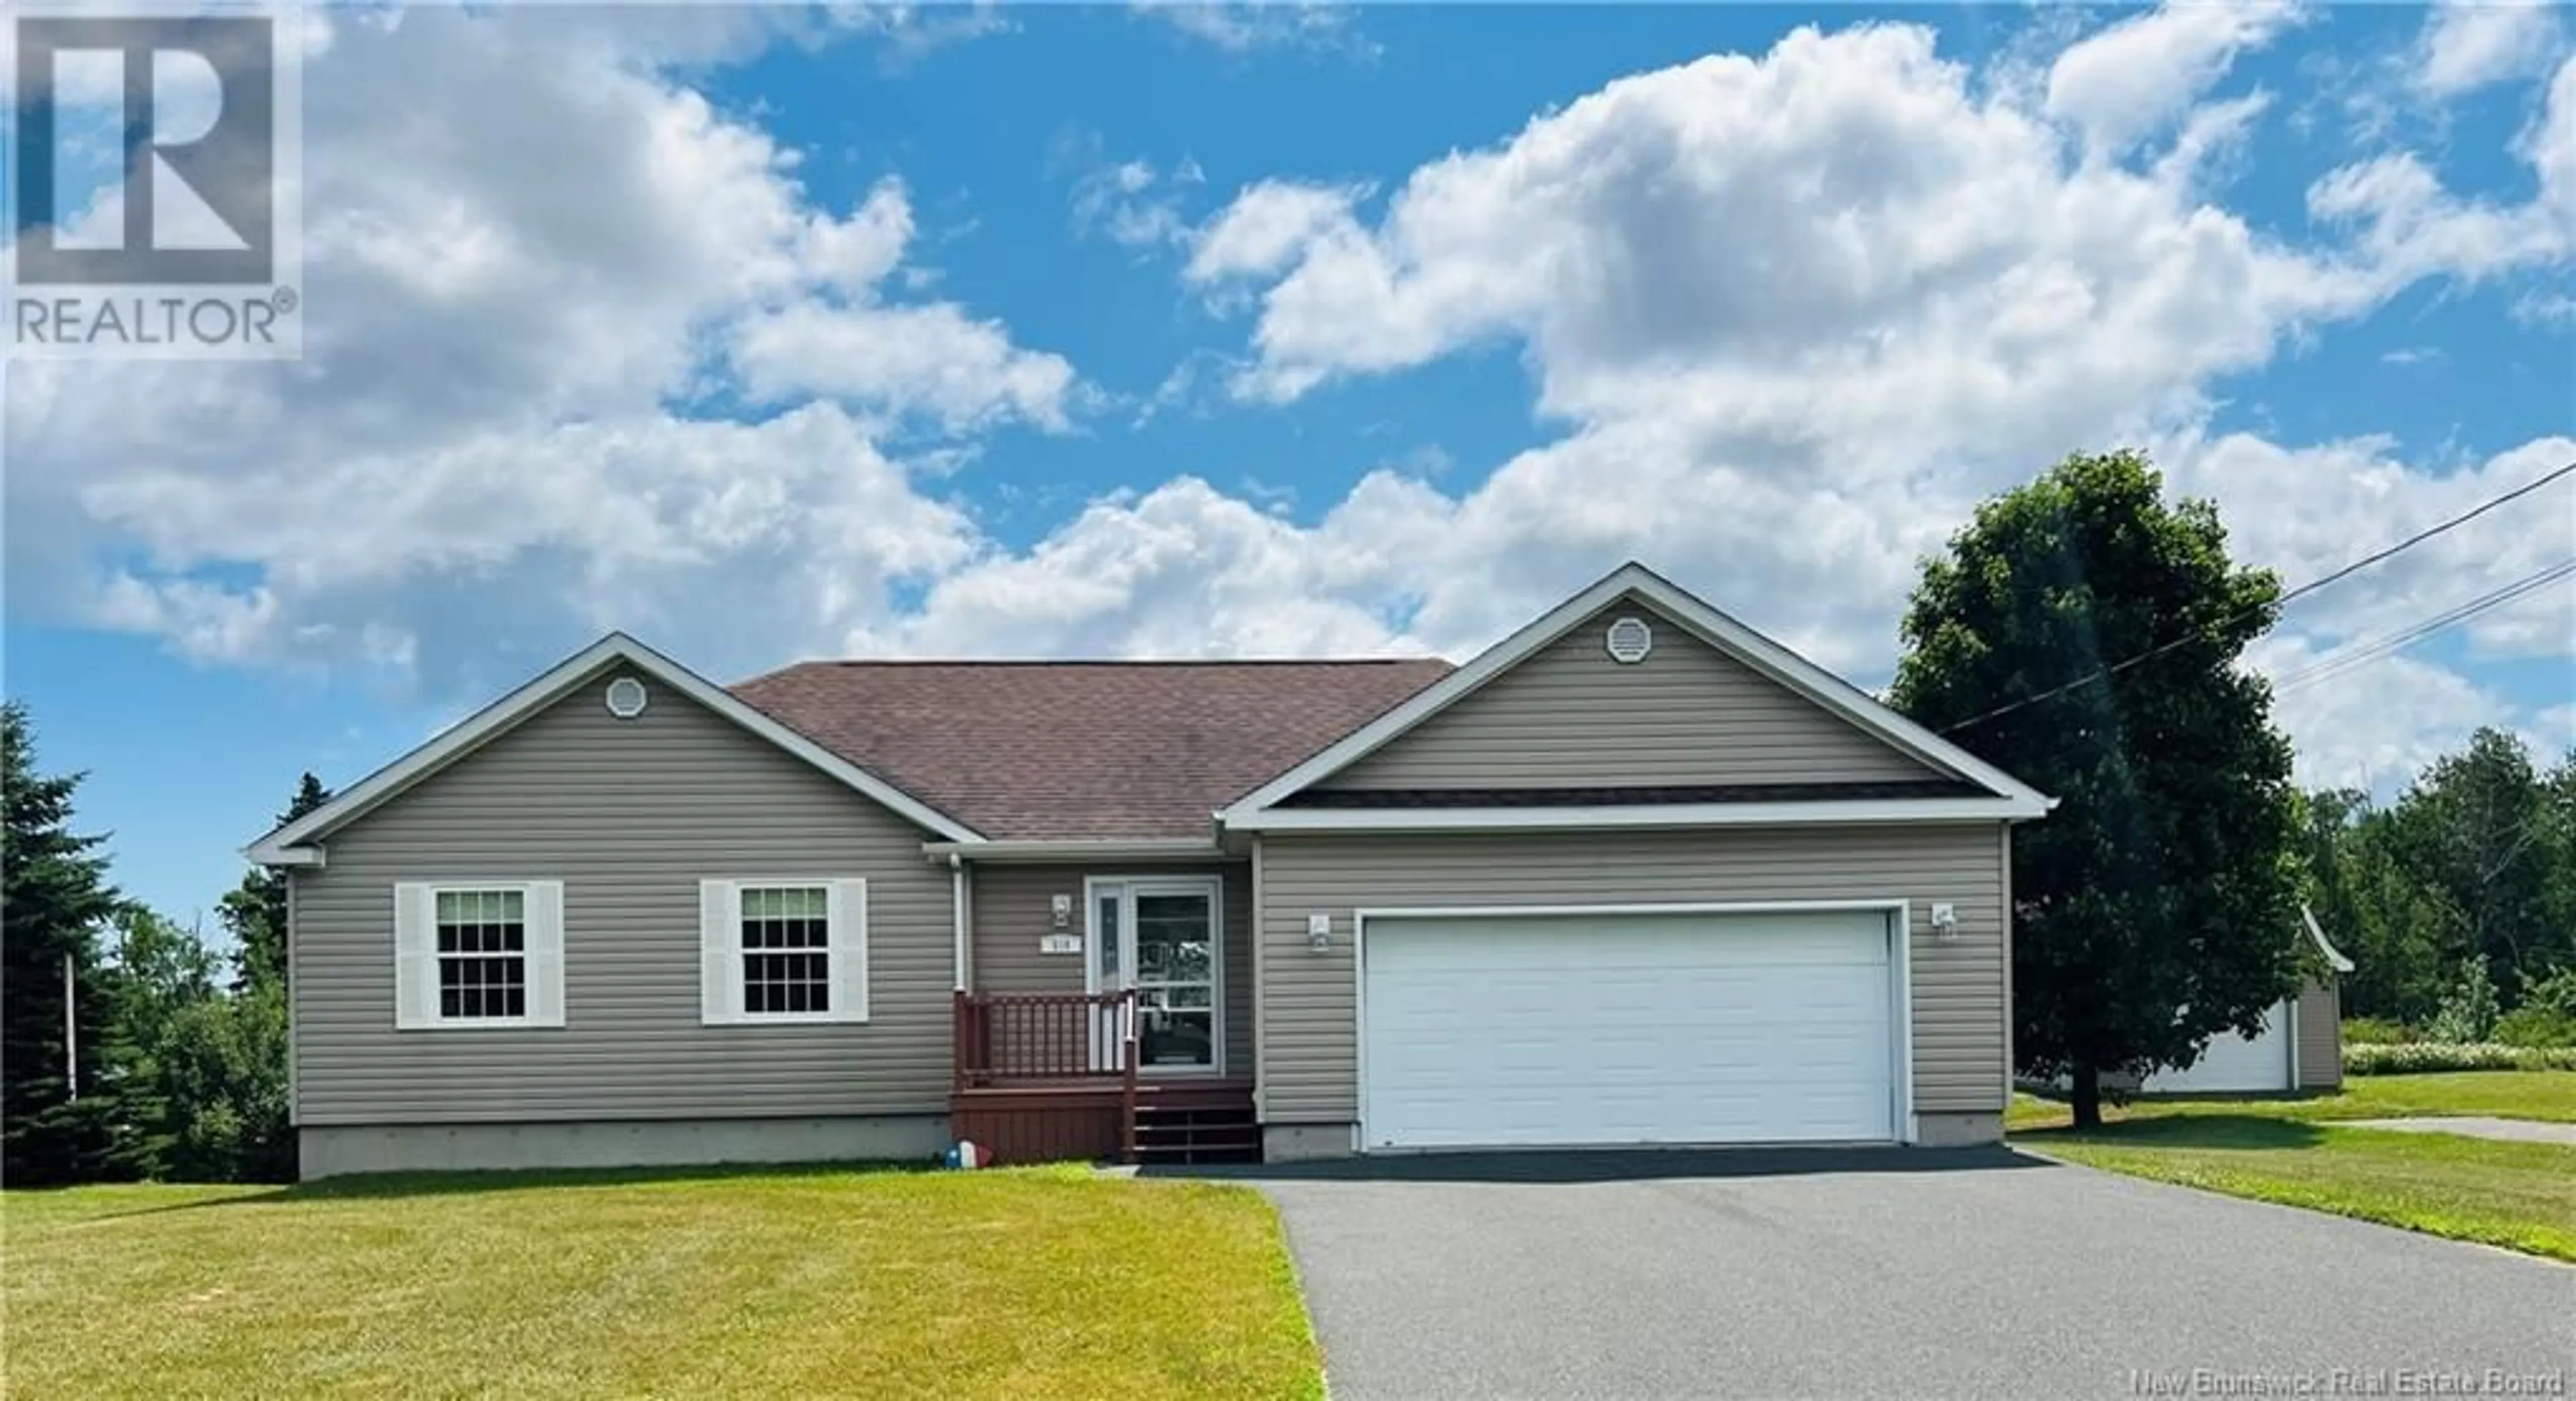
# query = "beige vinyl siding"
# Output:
<box><xmin>2296</xmin><ymin>978</ymin><xmax>2341</xmax><ymax>1088</ymax></box>
<box><xmin>969</xmin><ymin>861</ymin><xmax>1254</xmax><ymax>1077</ymax></box>
<box><xmin>292</xmin><ymin>665</ymin><xmax>954</xmax><ymax>1126</ymax></box>
<box><xmin>1320</xmin><ymin>596</ymin><xmax>1941</xmax><ymax>791</ymax></box>
<box><xmin>1256</xmin><ymin>826</ymin><xmax>2009</xmax><ymax>1124</ymax></box>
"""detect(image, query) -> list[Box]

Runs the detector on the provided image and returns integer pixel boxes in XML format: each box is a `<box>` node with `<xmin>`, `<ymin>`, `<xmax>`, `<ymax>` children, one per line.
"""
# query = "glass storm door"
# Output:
<box><xmin>1088</xmin><ymin>877</ymin><xmax>1220</xmax><ymax>1074</ymax></box>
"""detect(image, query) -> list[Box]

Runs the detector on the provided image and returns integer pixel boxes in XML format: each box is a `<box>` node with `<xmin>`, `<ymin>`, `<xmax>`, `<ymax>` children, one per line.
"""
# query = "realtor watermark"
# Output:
<box><xmin>5</xmin><ymin>0</ymin><xmax>301</xmax><ymax>359</ymax></box>
<box><xmin>2131</xmin><ymin>1368</ymin><xmax>2567</xmax><ymax>1397</ymax></box>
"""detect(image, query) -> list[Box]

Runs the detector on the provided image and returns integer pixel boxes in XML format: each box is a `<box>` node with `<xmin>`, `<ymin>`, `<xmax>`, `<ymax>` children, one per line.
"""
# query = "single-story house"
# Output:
<box><xmin>2136</xmin><ymin>908</ymin><xmax>2352</xmax><ymax>1095</ymax></box>
<box><xmin>248</xmin><ymin>563</ymin><xmax>2054</xmax><ymax>1180</ymax></box>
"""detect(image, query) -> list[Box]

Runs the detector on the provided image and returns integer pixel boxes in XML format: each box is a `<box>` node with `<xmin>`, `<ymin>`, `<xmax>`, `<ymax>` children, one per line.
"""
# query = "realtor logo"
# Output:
<box><xmin>7</xmin><ymin>5</ymin><xmax>302</xmax><ymax>358</ymax></box>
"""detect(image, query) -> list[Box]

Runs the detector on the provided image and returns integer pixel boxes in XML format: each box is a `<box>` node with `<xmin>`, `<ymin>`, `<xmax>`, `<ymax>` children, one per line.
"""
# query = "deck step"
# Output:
<box><xmin>1138</xmin><ymin>1123</ymin><xmax>1256</xmax><ymax>1143</ymax></box>
<box><xmin>1109</xmin><ymin>1080</ymin><xmax>1258</xmax><ymax>1166</ymax></box>
<box><xmin>1132</xmin><ymin>1100</ymin><xmax>1260</xmax><ymax>1164</ymax></box>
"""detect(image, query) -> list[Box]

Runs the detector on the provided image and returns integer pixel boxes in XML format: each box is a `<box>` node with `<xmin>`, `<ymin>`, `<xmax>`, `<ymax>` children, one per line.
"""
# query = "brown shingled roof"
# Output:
<box><xmin>730</xmin><ymin>659</ymin><xmax>1454</xmax><ymax>840</ymax></box>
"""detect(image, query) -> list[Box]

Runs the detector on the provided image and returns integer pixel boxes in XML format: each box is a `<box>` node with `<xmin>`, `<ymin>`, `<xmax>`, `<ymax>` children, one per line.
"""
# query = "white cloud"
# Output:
<box><xmin>729</xmin><ymin>293</ymin><xmax>1080</xmax><ymax>431</ymax></box>
<box><xmin>2415</xmin><ymin>0</ymin><xmax>2565</xmax><ymax>99</ymax></box>
<box><xmin>2253</xmin><ymin>636</ymin><xmax>2520</xmax><ymax>793</ymax></box>
<box><xmin>3</xmin><ymin>7</ymin><xmax>1067</xmax><ymax>685</ymax></box>
<box><xmin>2306</xmin><ymin>52</ymin><xmax>2576</xmax><ymax>289</ymax></box>
<box><xmin>2045</xmin><ymin>0</ymin><xmax>2304</xmax><ymax>156</ymax></box>
<box><xmin>1135</xmin><ymin>3</ymin><xmax>1375</xmax><ymax>59</ymax></box>
<box><xmin>1067</xmin><ymin>148</ymin><xmax>1206</xmax><ymax>249</ymax></box>
<box><xmin>1002</xmin><ymin>21</ymin><xmax>2561</xmax><ymax>780</ymax></box>
<box><xmin>1193</xmin><ymin>23</ymin><xmax>2375</xmax><ymax>453</ymax></box>
<box><xmin>72</xmin><ymin>403</ymin><xmax>982</xmax><ymax>681</ymax></box>
<box><xmin>1183</xmin><ymin>179</ymin><xmax>1365</xmax><ymax>286</ymax></box>
<box><xmin>2161</xmin><ymin>433</ymin><xmax>2576</xmax><ymax>663</ymax></box>
<box><xmin>10</xmin><ymin>8</ymin><xmax>2564</xmax><ymax>802</ymax></box>
<box><xmin>823</xmin><ymin>3</ymin><xmax>1014</xmax><ymax>69</ymax></box>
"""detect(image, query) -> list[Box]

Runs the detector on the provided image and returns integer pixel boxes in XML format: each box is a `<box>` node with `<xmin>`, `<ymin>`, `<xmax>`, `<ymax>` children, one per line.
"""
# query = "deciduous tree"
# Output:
<box><xmin>1890</xmin><ymin>451</ymin><xmax>2305</xmax><ymax>1127</ymax></box>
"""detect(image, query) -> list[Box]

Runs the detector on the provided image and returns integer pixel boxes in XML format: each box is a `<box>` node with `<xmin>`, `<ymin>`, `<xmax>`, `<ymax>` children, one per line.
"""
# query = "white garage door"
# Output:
<box><xmin>2140</xmin><ymin>1000</ymin><xmax>2292</xmax><ymax>1094</ymax></box>
<box><xmin>1360</xmin><ymin>909</ymin><xmax>1899</xmax><ymax>1150</ymax></box>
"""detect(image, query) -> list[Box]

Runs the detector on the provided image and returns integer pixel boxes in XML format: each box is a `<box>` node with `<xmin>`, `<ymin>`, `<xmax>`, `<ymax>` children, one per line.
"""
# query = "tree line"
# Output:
<box><xmin>3</xmin><ymin>700</ymin><xmax>326</xmax><ymax>1186</ymax></box>
<box><xmin>2300</xmin><ymin>729</ymin><xmax>2576</xmax><ymax>1046</ymax></box>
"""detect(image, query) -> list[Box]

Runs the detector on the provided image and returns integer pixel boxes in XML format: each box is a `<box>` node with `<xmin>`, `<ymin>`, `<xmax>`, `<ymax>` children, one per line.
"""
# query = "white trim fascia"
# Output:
<box><xmin>2300</xmin><ymin>903</ymin><xmax>2355</xmax><ymax>974</ymax></box>
<box><xmin>1228</xmin><ymin>796</ymin><xmax>2043</xmax><ymax>833</ymax></box>
<box><xmin>1352</xmin><ymin>898</ymin><xmax>1915</xmax><ymax>921</ymax></box>
<box><xmin>1250</xmin><ymin>836</ymin><xmax>1267</xmax><ymax>1123</ymax></box>
<box><xmin>2286</xmin><ymin>987</ymin><xmax>2301</xmax><ymax>1089</ymax></box>
<box><xmin>1351</xmin><ymin>899</ymin><xmax>1915</xmax><ymax>1152</ymax></box>
<box><xmin>921</xmin><ymin>838</ymin><xmax>1224</xmax><ymax>863</ymax></box>
<box><xmin>1219</xmin><ymin>562</ymin><xmax>2056</xmax><ymax>822</ymax></box>
<box><xmin>284</xmin><ymin>871</ymin><xmax>300</xmax><ymax>1127</ymax></box>
<box><xmin>262</xmin><ymin>846</ymin><xmax>326</xmax><ymax>867</ymax></box>
<box><xmin>246</xmin><ymin>633</ymin><xmax>984</xmax><ymax>864</ymax></box>
<box><xmin>1891</xmin><ymin>902</ymin><xmax>1916</xmax><ymax>1145</ymax></box>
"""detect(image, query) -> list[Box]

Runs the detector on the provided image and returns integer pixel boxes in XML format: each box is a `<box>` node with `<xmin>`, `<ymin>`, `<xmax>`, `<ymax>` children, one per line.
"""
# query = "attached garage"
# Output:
<box><xmin>1357</xmin><ymin>906</ymin><xmax>1907</xmax><ymax>1150</ymax></box>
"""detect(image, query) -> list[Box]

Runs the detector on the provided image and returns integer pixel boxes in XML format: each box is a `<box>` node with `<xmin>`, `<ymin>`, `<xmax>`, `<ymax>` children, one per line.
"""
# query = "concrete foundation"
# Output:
<box><xmin>1262</xmin><ymin>1121</ymin><xmax>1358</xmax><ymax>1161</ymax></box>
<box><xmin>299</xmin><ymin>1114</ymin><xmax>951</xmax><ymax>1180</ymax></box>
<box><xmin>1913</xmin><ymin>1111</ymin><xmax>2005</xmax><ymax>1147</ymax></box>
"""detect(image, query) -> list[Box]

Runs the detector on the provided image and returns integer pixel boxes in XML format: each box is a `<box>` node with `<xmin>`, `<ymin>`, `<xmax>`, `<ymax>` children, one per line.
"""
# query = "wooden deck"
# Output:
<box><xmin>951</xmin><ymin>991</ymin><xmax>1258</xmax><ymax>1165</ymax></box>
<box><xmin>953</xmin><ymin>1076</ymin><xmax>1257</xmax><ymax>1166</ymax></box>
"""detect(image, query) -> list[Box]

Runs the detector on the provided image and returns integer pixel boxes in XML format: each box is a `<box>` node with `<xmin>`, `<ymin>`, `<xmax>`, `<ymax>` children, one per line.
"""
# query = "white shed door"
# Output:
<box><xmin>1360</xmin><ymin>909</ymin><xmax>1898</xmax><ymax>1150</ymax></box>
<box><xmin>2141</xmin><ymin>1000</ymin><xmax>2292</xmax><ymax>1094</ymax></box>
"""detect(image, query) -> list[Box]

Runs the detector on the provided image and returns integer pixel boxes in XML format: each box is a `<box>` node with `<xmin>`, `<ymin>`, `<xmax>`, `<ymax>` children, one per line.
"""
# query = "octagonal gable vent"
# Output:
<box><xmin>1604</xmin><ymin>616</ymin><xmax>1654</xmax><ymax>664</ymax></box>
<box><xmin>604</xmin><ymin>676</ymin><xmax>650</xmax><ymax>719</ymax></box>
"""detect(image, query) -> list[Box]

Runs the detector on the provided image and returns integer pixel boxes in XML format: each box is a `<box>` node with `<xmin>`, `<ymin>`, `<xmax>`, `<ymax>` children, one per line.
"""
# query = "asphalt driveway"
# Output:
<box><xmin>1193</xmin><ymin>1147</ymin><xmax>2574</xmax><ymax>1400</ymax></box>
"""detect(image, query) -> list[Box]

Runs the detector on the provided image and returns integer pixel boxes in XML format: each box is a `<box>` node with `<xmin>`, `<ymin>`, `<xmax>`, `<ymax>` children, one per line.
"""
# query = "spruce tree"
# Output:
<box><xmin>3</xmin><ymin>702</ymin><xmax>124</xmax><ymax>1184</ymax></box>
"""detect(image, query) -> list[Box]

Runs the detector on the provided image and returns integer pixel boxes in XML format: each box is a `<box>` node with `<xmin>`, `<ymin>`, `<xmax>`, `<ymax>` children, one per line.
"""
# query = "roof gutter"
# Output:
<box><xmin>1222</xmin><ymin>795</ymin><xmax>2049</xmax><ymax>833</ymax></box>
<box><xmin>920</xmin><ymin>837</ymin><xmax>1227</xmax><ymax>863</ymax></box>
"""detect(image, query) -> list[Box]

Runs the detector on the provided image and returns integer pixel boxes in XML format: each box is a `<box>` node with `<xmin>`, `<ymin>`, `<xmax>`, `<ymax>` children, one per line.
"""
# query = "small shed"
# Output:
<box><xmin>2140</xmin><ymin>907</ymin><xmax>2353</xmax><ymax>1095</ymax></box>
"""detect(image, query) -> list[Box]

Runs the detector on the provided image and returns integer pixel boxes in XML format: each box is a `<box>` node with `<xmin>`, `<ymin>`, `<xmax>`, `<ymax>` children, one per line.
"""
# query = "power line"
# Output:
<box><xmin>2265</xmin><ymin>458</ymin><xmax>2575</xmax><ymax>613</ymax></box>
<box><xmin>2271</xmin><ymin>559</ymin><xmax>2575</xmax><ymax>692</ymax></box>
<box><xmin>1935</xmin><ymin>457</ymin><xmax>2576</xmax><ymax>735</ymax></box>
<box><xmin>2270</xmin><ymin>558</ymin><xmax>2576</xmax><ymax>695</ymax></box>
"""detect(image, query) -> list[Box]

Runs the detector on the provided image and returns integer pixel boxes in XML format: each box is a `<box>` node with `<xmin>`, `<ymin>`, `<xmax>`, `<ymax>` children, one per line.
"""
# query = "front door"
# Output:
<box><xmin>1087</xmin><ymin>876</ymin><xmax>1222</xmax><ymax>1075</ymax></box>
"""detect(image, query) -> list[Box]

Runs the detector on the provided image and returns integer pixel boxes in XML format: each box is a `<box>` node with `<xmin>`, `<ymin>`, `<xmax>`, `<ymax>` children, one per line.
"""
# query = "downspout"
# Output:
<box><xmin>949</xmin><ymin>852</ymin><xmax>969</xmax><ymax>993</ymax></box>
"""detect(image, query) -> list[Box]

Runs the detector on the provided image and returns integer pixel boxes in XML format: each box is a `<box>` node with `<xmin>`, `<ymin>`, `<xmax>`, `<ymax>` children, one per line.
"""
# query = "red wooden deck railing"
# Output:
<box><xmin>953</xmin><ymin>989</ymin><xmax>1142</xmax><ymax>1160</ymax></box>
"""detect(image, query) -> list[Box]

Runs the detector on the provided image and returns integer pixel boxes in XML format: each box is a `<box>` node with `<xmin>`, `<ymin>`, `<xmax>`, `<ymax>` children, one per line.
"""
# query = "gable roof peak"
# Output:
<box><xmin>1219</xmin><ymin>560</ymin><xmax>2055</xmax><ymax>822</ymax></box>
<box><xmin>246</xmin><ymin>630</ymin><xmax>986</xmax><ymax>863</ymax></box>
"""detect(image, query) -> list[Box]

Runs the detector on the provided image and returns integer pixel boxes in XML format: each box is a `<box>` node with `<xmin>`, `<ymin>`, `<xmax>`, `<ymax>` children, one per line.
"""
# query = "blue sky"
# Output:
<box><xmin>5</xmin><ymin>1</ymin><xmax>2573</xmax><ymax>936</ymax></box>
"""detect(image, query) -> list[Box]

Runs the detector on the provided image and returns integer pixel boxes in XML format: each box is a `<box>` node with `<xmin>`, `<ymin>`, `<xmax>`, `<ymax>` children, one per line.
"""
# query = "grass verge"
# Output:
<box><xmin>2006</xmin><ymin>1069</ymin><xmax>2576</xmax><ymax>1132</ymax></box>
<box><xmin>2010</xmin><ymin>1073</ymin><xmax>2576</xmax><ymax>1262</ymax></box>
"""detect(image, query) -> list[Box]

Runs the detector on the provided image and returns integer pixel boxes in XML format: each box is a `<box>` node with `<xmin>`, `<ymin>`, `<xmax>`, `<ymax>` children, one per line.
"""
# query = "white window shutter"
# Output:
<box><xmin>700</xmin><ymin>880</ymin><xmax>739</xmax><ymax>1025</ymax></box>
<box><xmin>525</xmin><ymin>881</ymin><xmax>566</xmax><ymax>1028</ymax></box>
<box><xmin>832</xmin><ymin>878</ymin><xmax>869</xmax><ymax>1023</ymax></box>
<box><xmin>392</xmin><ymin>882</ymin><xmax>439</xmax><ymax>1029</ymax></box>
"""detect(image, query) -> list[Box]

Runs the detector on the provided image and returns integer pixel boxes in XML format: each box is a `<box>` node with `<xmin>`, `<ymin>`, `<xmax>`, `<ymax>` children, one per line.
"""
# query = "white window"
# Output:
<box><xmin>699</xmin><ymin>879</ymin><xmax>869</xmax><ymax>1025</ymax></box>
<box><xmin>393</xmin><ymin>881</ymin><xmax>566</xmax><ymax>1029</ymax></box>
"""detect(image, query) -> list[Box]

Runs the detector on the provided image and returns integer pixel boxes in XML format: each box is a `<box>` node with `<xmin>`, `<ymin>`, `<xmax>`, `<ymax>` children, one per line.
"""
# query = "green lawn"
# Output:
<box><xmin>3</xmin><ymin>1164</ymin><xmax>1323</xmax><ymax>1400</ymax></box>
<box><xmin>2011</xmin><ymin>1072</ymin><xmax>2576</xmax><ymax>1262</ymax></box>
